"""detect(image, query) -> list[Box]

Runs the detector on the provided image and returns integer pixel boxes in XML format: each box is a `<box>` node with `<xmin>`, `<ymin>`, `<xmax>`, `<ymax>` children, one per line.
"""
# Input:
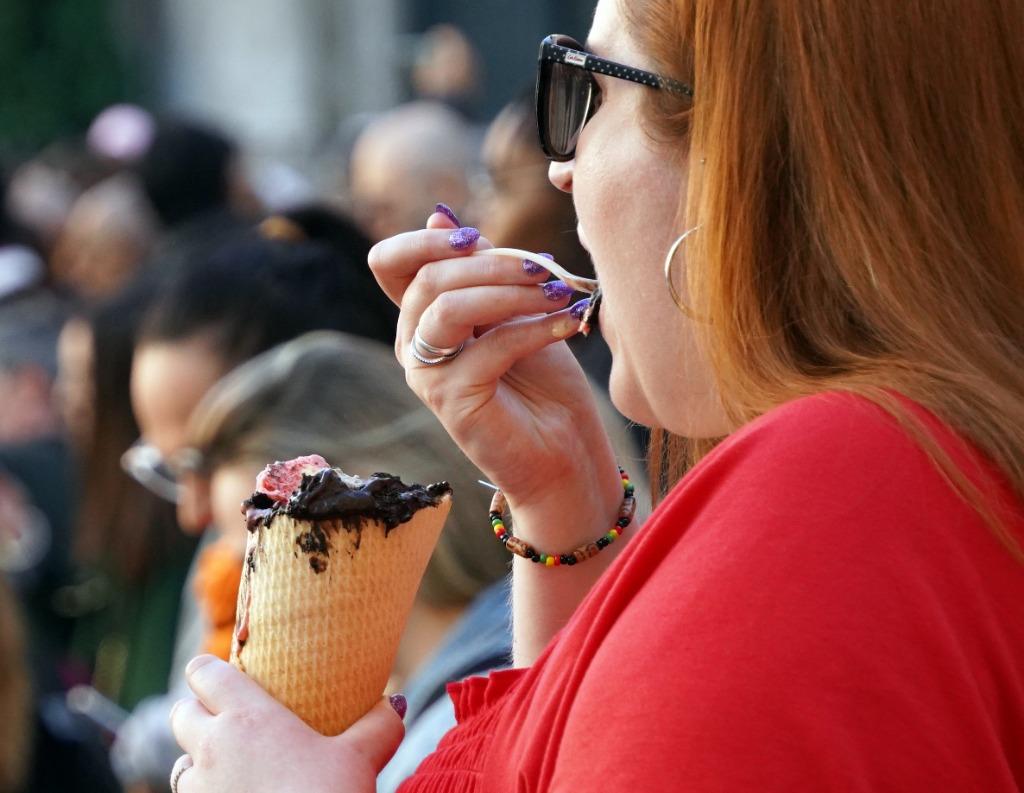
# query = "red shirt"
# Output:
<box><xmin>399</xmin><ymin>393</ymin><xmax>1024</xmax><ymax>792</ymax></box>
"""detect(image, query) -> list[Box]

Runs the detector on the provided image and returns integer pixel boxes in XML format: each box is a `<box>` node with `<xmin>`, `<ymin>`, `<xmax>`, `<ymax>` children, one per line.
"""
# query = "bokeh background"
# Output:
<box><xmin>2</xmin><ymin>0</ymin><xmax>594</xmax><ymax>166</ymax></box>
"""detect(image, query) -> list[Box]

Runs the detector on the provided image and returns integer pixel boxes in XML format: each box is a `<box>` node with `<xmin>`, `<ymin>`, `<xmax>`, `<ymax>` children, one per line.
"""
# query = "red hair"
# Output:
<box><xmin>628</xmin><ymin>0</ymin><xmax>1024</xmax><ymax>555</ymax></box>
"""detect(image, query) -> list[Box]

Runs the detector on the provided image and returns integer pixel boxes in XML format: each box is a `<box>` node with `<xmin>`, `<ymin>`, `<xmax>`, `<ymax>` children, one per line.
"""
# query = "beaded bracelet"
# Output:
<box><xmin>489</xmin><ymin>468</ymin><xmax>636</xmax><ymax>567</ymax></box>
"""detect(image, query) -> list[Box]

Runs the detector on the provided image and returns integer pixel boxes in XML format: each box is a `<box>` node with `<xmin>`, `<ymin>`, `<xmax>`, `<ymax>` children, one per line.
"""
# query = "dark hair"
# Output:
<box><xmin>135</xmin><ymin>119</ymin><xmax>235</xmax><ymax>227</ymax></box>
<box><xmin>73</xmin><ymin>280</ymin><xmax>188</xmax><ymax>583</ymax></box>
<box><xmin>138</xmin><ymin>227</ymin><xmax>396</xmax><ymax>365</ymax></box>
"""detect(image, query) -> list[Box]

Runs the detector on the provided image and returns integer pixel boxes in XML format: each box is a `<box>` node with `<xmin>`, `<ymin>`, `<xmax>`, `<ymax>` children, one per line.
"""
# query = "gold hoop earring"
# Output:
<box><xmin>664</xmin><ymin>225</ymin><xmax>701</xmax><ymax>313</ymax></box>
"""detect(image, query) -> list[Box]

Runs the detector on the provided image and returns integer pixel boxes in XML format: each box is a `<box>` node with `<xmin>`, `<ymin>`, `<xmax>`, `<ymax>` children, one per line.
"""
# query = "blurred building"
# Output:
<box><xmin>149</xmin><ymin>0</ymin><xmax>594</xmax><ymax>163</ymax></box>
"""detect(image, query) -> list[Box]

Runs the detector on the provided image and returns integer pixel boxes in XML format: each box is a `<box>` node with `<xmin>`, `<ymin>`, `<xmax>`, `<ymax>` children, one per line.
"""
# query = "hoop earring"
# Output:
<box><xmin>664</xmin><ymin>225</ymin><xmax>701</xmax><ymax>313</ymax></box>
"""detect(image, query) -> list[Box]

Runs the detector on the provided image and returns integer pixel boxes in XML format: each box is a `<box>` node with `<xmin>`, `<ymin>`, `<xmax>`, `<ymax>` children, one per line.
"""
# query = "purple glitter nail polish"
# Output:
<box><xmin>435</xmin><ymin>203</ymin><xmax>461</xmax><ymax>226</ymax></box>
<box><xmin>389</xmin><ymin>694</ymin><xmax>408</xmax><ymax>720</ymax></box>
<box><xmin>449</xmin><ymin>227</ymin><xmax>481</xmax><ymax>250</ymax></box>
<box><xmin>542</xmin><ymin>280</ymin><xmax>574</xmax><ymax>301</ymax></box>
<box><xmin>570</xmin><ymin>297</ymin><xmax>592</xmax><ymax>320</ymax></box>
<box><xmin>523</xmin><ymin>252</ymin><xmax>554</xmax><ymax>276</ymax></box>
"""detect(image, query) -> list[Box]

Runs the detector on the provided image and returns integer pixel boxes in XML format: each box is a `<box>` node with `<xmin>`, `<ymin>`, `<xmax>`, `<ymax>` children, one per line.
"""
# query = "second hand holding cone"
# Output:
<box><xmin>230</xmin><ymin>456</ymin><xmax>453</xmax><ymax>736</ymax></box>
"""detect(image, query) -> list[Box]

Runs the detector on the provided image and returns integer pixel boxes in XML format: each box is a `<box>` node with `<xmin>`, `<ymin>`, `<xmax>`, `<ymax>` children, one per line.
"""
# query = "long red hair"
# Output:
<box><xmin>628</xmin><ymin>0</ymin><xmax>1024</xmax><ymax>555</ymax></box>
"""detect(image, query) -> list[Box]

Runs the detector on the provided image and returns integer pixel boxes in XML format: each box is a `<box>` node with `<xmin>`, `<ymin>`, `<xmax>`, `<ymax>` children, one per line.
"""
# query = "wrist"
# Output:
<box><xmin>503</xmin><ymin>462</ymin><xmax>628</xmax><ymax>555</ymax></box>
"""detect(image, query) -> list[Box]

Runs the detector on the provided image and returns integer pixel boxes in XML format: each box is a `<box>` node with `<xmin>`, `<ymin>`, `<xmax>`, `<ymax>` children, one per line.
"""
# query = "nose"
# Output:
<box><xmin>548</xmin><ymin>160</ymin><xmax>574</xmax><ymax>194</ymax></box>
<box><xmin>177</xmin><ymin>473</ymin><xmax>213</xmax><ymax>535</ymax></box>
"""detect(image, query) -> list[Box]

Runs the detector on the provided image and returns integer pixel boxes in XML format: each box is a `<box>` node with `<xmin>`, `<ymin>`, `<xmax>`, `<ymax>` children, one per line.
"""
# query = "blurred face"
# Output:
<box><xmin>349</xmin><ymin>143</ymin><xmax>466</xmax><ymax>243</ymax></box>
<box><xmin>130</xmin><ymin>336</ymin><xmax>227</xmax><ymax>533</ymax></box>
<box><xmin>470</xmin><ymin>109</ymin><xmax>571</xmax><ymax>255</ymax></box>
<box><xmin>548</xmin><ymin>0</ymin><xmax>729</xmax><ymax>437</ymax></box>
<box><xmin>207</xmin><ymin>461</ymin><xmax>263</xmax><ymax>556</ymax></box>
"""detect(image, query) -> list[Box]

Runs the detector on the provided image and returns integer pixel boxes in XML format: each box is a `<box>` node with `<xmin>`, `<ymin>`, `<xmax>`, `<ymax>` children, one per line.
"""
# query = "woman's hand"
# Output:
<box><xmin>369</xmin><ymin>212</ymin><xmax>627</xmax><ymax>663</ymax></box>
<box><xmin>368</xmin><ymin>213</ymin><xmax>622</xmax><ymax>525</ymax></box>
<box><xmin>169</xmin><ymin>655</ymin><xmax>403</xmax><ymax>793</ymax></box>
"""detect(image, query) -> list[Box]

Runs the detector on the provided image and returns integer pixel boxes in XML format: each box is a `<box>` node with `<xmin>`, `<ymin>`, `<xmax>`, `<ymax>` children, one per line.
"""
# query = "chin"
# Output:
<box><xmin>607</xmin><ymin>364</ymin><xmax>659</xmax><ymax>428</ymax></box>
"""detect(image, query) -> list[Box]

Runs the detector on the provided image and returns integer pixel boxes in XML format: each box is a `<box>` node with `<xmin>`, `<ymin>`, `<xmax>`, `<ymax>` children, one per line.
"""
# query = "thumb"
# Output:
<box><xmin>337</xmin><ymin>696</ymin><xmax>406</xmax><ymax>773</ymax></box>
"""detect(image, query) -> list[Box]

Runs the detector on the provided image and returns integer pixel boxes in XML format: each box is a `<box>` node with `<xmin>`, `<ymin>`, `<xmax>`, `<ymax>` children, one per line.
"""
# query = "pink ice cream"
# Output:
<box><xmin>255</xmin><ymin>455</ymin><xmax>330</xmax><ymax>504</ymax></box>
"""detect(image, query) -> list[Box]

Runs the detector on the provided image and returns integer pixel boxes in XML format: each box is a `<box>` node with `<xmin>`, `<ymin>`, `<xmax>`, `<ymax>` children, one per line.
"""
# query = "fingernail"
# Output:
<box><xmin>551</xmin><ymin>315</ymin><xmax>579</xmax><ymax>339</ymax></box>
<box><xmin>185</xmin><ymin>654</ymin><xmax>217</xmax><ymax>677</ymax></box>
<box><xmin>389</xmin><ymin>694</ymin><xmax>408</xmax><ymax>720</ymax></box>
<box><xmin>570</xmin><ymin>297</ymin><xmax>592</xmax><ymax>320</ymax></box>
<box><xmin>435</xmin><ymin>203</ymin><xmax>460</xmax><ymax>226</ymax></box>
<box><xmin>542</xmin><ymin>280</ymin><xmax>574</xmax><ymax>301</ymax></box>
<box><xmin>523</xmin><ymin>252</ymin><xmax>553</xmax><ymax>276</ymax></box>
<box><xmin>449</xmin><ymin>227</ymin><xmax>480</xmax><ymax>250</ymax></box>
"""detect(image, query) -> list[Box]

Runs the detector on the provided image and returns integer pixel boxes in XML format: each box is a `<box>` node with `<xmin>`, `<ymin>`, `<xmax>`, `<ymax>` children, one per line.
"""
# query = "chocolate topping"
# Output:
<box><xmin>242</xmin><ymin>469</ymin><xmax>451</xmax><ymax>534</ymax></box>
<box><xmin>289</xmin><ymin>470</ymin><xmax>451</xmax><ymax>530</ymax></box>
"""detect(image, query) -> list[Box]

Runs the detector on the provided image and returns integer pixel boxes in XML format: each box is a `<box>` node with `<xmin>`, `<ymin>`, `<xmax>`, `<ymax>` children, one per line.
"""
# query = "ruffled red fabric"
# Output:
<box><xmin>397</xmin><ymin>669</ymin><xmax>528</xmax><ymax>793</ymax></box>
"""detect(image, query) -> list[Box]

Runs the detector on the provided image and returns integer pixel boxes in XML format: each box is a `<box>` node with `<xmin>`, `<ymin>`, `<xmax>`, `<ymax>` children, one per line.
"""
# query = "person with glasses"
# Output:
<box><xmin>170</xmin><ymin>1</ymin><xmax>1024</xmax><ymax>792</ymax></box>
<box><xmin>110</xmin><ymin>218</ymin><xmax>397</xmax><ymax>790</ymax></box>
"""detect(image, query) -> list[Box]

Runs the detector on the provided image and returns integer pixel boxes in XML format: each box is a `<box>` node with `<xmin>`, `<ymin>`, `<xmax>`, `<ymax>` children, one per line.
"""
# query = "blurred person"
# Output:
<box><xmin>348</xmin><ymin>102</ymin><xmax>475</xmax><ymax>243</ymax></box>
<box><xmin>0</xmin><ymin>172</ymin><xmax>67</xmax><ymax>446</ymax></box>
<box><xmin>111</xmin><ymin>225</ymin><xmax>402</xmax><ymax>791</ymax></box>
<box><xmin>134</xmin><ymin>118</ymin><xmax>260</xmax><ymax>245</ymax></box>
<box><xmin>55</xmin><ymin>284</ymin><xmax>196</xmax><ymax>712</ymax></box>
<box><xmin>4</xmin><ymin>138</ymin><xmax>114</xmax><ymax>258</ymax></box>
<box><xmin>281</xmin><ymin>204</ymin><xmax>399</xmax><ymax>331</ymax></box>
<box><xmin>0</xmin><ymin>182</ymin><xmax>76</xmax><ymax>697</ymax></box>
<box><xmin>411</xmin><ymin>25</ymin><xmax>483</xmax><ymax>120</ymax></box>
<box><xmin>49</xmin><ymin>173</ymin><xmax>158</xmax><ymax>299</ymax></box>
<box><xmin>469</xmin><ymin>91</ymin><xmax>591</xmax><ymax>279</ymax></box>
<box><xmin>468</xmin><ymin>91</ymin><xmax>613</xmax><ymax>387</ymax></box>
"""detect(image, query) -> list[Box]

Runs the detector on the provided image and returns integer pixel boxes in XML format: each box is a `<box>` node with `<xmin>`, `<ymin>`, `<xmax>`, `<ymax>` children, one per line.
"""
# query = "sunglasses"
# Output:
<box><xmin>535</xmin><ymin>34</ymin><xmax>693</xmax><ymax>162</ymax></box>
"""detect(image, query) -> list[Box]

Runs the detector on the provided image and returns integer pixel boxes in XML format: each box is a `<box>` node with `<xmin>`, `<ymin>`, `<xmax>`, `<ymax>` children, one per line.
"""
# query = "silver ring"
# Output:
<box><xmin>170</xmin><ymin>754</ymin><xmax>193</xmax><ymax>793</ymax></box>
<box><xmin>413</xmin><ymin>328</ymin><xmax>464</xmax><ymax>358</ymax></box>
<box><xmin>411</xmin><ymin>328</ymin><xmax>464</xmax><ymax>365</ymax></box>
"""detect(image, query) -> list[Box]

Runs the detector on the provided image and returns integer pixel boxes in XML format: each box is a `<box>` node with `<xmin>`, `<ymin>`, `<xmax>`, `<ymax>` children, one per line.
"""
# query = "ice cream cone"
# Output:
<box><xmin>230</xmin><ymin>468</ymin><xmax>452</xmax><ymax>736</ymax></box>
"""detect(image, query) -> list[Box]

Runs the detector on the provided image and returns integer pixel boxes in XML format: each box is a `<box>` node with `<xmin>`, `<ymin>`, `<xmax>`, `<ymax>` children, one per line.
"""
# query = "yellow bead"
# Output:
<box><xmin>610</xmin><ymin>529</ymin><xmax>620</xmax><ymax>539</ymax></box>
<box><xmin>545</xmin><ymin>557</ymin><xmax>555</xmax><ymax>566</ymax></box>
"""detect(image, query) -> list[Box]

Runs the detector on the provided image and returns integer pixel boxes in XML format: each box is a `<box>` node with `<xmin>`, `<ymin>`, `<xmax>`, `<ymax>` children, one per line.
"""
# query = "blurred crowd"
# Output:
<box><xmin>0</xmin><ymin>25</ymin><xmax>642</xmax><ymax>793</ymax></box>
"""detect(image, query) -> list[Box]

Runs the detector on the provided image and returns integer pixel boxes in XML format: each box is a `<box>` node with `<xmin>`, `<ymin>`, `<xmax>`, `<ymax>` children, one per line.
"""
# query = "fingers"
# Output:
<box><xmin>170</xmin><ymin>697</ymin><xmax>215</xmax><ymax>755</ymax></box>
<box><xmin>185</xmin><ymin>655</ymin><xmax>269</xmax><ymax>716</ymax></box>
<box><xmin>427</xmin><ymin>208</ymin><xmax>459</xmax><ymax>230</ymax></box>
<box><xmin>338</xmin><ymin>697</ymin><xmax>406</xmax><ymax>774</ymax></box>
<box><xmin>368</xmin><ymin>228</ymin><xmax>493</xmax><ymax>306</ymax></box>
<box><xmin>403</xmin><ymin>278</ymin><xmax>571</xmax><ymax>353</ymax></box>
<box><xmin>451</xmin><ymin>310</ymin><xmax>581</xmax><ymax>385</ymax></box>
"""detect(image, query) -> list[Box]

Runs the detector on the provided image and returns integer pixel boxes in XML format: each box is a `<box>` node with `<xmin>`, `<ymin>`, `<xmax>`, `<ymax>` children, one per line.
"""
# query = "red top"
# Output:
<box><xmin>398</xmin><ymin>393</ymin><xmax>1024</xmax><ymax>792</ymax></box>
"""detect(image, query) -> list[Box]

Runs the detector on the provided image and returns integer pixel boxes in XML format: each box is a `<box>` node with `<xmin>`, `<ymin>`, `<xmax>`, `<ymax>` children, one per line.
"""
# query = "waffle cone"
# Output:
<box><xmin>229</xmin><ymin>495</ymin><xmax>451</xmax><ymax>735</ymax></box>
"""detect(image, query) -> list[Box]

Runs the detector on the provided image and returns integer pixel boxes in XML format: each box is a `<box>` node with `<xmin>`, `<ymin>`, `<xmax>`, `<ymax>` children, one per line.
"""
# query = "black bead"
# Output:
<box><xmin>500</xmin><ymin>534</ymin><xmax>511</xmax><ymax>544</ymax></box>
<box><xmin>617</xmin><ymin>518</ymin><xmax>630</xmax><ymax>528</ymax></box>
<box><xmin>567</xmin><ymin>556</ymin><xmax>577</xmax><ymax>565</ymax></box>
<box><xmin>530</xmin><ymin>553</ymin><xmax>541</xmax><ymax>563</ymax></box>
<box><xmin>597</xmin><ymin>537</ymin><xmax>610</xmax><ymax>549</ymax></box>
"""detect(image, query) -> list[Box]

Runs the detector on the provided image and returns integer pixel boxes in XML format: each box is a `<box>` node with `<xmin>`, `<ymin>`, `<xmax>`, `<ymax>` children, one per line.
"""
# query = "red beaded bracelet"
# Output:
<box><xmin>489</xmin><ymin>468</ymin><xmax>636</xmax><ymax>567</ymax></box>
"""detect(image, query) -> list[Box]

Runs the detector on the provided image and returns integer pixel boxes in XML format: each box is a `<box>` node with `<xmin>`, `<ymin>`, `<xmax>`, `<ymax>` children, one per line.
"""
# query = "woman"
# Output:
<box><xmin>170</xmin><ymin>1</ymin><xmax>1024</xmax><ymax>791</ymax></box>
<box><xmin>57</xmin><ymin>285</ymin><xmax>195</xmax><ymax>711</ymax></box>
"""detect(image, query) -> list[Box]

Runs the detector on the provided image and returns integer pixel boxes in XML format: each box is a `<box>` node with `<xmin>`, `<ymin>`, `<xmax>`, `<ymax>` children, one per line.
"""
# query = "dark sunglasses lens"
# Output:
<box><xmin>543</xmin><ymin>61</ymin><xmax>593</xmax><ymax>159</ymax></box>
